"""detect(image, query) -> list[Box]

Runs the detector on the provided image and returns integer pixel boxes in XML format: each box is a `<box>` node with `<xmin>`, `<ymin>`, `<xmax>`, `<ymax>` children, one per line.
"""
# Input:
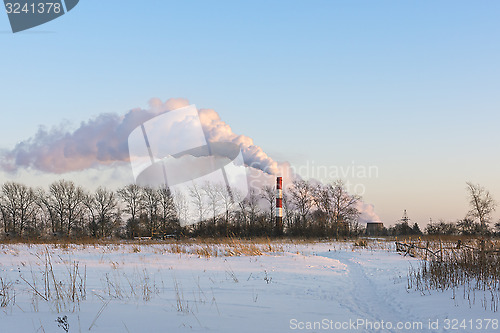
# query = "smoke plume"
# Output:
<box><xmin>1</xmin><ymin>98</ymin><xmax>278</xmax><ymax>175</ymax></box>
<box><xmin>356</xmin><ymin>202</ymin><xmax>382</xmax><ymax>224</ymax></box>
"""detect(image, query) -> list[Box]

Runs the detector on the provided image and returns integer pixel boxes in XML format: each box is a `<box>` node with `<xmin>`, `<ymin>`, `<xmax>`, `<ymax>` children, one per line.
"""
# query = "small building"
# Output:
<box><xmin>366</xmin><ymin>222</ymin><xmax>384</xmax><ymax>236</ymax></box>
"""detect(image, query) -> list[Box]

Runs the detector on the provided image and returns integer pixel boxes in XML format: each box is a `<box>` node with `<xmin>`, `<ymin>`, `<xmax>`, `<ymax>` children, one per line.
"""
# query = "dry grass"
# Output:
<box><xmin>173</xmin><ymin>277</ymin><xmax>188</xmax><ymax>313</ymax></box>
<box><xmin>0</xmin><ymin>276</ymin><xmax>14</xmax><ymax>307</ymax></box>
<box><xmin>353</xmin><ymin>239</ymin><xmax>368</xmax><ymax>247</ymax></box>
<box><xmin>1</xmin><ymin>237</ymin><xmax>288</xmax><ymax>256</ymax></box>
<box><xmin>407</xmin><ymin>243</ymin><xmax>500</xmax><ymax>312</ymax></box>
<box><xmin>156</xmin><ymin>238</ymin><xmax>285</xmax><ymax>258</ymax></box>
<box><xmin>18</xmin><ymin>248</ymin><xmax>87</xmax><ymax>313</ymax></box>
<box><xmin>396</xmin><ymin>238</ymin><xmax>500</xmax><ymax>259</ymax></box>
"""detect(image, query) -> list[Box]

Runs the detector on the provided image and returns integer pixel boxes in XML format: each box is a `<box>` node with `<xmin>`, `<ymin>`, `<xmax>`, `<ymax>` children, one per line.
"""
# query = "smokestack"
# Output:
<box><xmin>275</xmin><ymin>176</ymin><xmax>283</xmax><ymax>235</ymax></box>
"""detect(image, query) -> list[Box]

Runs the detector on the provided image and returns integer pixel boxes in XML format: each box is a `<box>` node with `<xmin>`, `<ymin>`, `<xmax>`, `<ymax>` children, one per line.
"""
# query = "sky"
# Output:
<box><xmin>1</xmin><ymin>0</ymin><xmax>499</xmax><ymax>226</ymax></box>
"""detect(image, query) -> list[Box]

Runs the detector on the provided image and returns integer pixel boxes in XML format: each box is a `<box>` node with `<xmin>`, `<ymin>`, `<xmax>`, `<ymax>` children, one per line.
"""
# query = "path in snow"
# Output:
<box><xmin>321</xmin><ymin>250</ymin><xmax>413</xmax><ymax>332</ymax></box>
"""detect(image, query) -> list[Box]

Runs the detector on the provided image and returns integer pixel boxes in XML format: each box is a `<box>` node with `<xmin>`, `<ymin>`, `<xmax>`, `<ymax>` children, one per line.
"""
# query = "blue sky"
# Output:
<box><xmin>1</xmin><ymin>1</ymin><xmax>499</xmax><ymax>226</ymax></box>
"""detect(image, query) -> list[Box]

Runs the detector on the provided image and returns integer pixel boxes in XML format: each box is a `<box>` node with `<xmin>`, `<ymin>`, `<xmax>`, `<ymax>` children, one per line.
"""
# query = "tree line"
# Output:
<box><xmin>385</xmin><ymin>182</ymin><xmax>499</xmax><ymax>237</ymax></box>
<box><xmin>0</xmin><ymin>179</ymin><xmax>364</xmax><ymax>240</ymax></box>
<box><xmin>387</xmin><ymin>217</ymin><xmax>500</xmax><ymax>237</ymax></box>
<box><xmin>1</xmin><ymin>179</ymin><xmax>497</xmax><ymax>240</ymax></box>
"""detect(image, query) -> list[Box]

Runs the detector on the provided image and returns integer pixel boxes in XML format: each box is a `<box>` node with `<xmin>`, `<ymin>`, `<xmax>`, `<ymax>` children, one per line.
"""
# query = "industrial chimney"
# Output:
<box><xmin>275</xmin><ymin>176</ymin><xmax>283</xmax><ymax>235</ymax></box>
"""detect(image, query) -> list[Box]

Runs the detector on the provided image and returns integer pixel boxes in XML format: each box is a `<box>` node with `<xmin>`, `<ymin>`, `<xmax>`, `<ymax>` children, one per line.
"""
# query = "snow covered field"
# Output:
<box><xmin>0</xmin><ymin>240</ymin><xmax>498</xmax><ymax>333</ymax></box>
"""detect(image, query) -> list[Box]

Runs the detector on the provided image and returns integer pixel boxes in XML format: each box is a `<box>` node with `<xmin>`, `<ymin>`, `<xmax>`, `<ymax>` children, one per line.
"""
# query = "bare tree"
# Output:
<box><xmin>281</xmin><ymin>191</ymin><xmax>292</xmax><ymax>231</ymax></box>
<box><xmin>29</xmin><ymin>203</ymin><xmax>46</xmax><ymax>238</ymax></box>
<box><xmin>173</xmin><ymin>190</ymin><xmax>189</xmax><ymax>227</ymax></box>
<box><xmin>189</xmin><ymin>183</ymin><xmax>206</xmax><ymax>225</ymax></box>
<box><xmin>203</xmin><ymin>182</ymin><xmax>222</xmax><ymax>226</ymax></box>
<box><xmin>329</xmin><ymin>180</ymin><xmax>361</xmax><ymax>237</ymax></box>
<box><xmin>117</xmin><ymin>184</ymin><xmax>142</xmax><ymax>223</ymax></box>
<box><xmin>466</xmin><ymin>182</ymin><xmax>496</xmax><ymax>232</ymax></box>
<box><xmin>246</xmin><ymin>189</ymin><xmax>261</xmax><ymax>227</ymax></box>
<box><xmin>456</xmin><ymin>218</ymin><xmax>480</xmax><ymax>235</ymax></box>
<box><xmin>0</xmin><ymin>182</ymin><xmax>37</xmax><ymax>236</ymax></box>
<box><xmin>218</xmin><ymin>184</ymin><xmax>235</xmax><ymax>234</ymax></box>
<box><xmin>238</xmin><ymin>188</ymin><xmax>259</xmax><ymax>231</ymax></box>
<box><xmin>83</xmin><ymin>193</ymin><xmax>97</xmax><ymax>237</ymax></box>
<box><xmin>313</xmin><ymin>183</ymin><xmax>333</xmax><ymax>234</ymax></box>
<box><xmin>41</xmin><ymin>180</ymin><xmax>86</xmax><ymax>237</ymax></box>
<box><xmin>0</xmin><ymin>200</ymin><xmax>7</xmax><ymax>234</ymax></box>
<box><xmin>117</xmin><ymin>184</ymin><xmax>143</xmax><ymax>238</ymax></box>
<box><xmin>93</xmin><ymin>187</ymin><xmax>118</xmax><ymax>238</ymax></box>
<box><xmin>289</xmin><ymin>179</ymin><xmax>314</xmax><ymax>229</ymax></box>
<box><xmin>158</xmin><ymin>185</ymin><xmax>177</xmax><ymax>236</ymax></box>
<box><xmin>260</xmin><ymin>185</ymin><xmax>275</xmax><ymax>226</ymax></box>
<box><xmin>142</xmin><ymin>186</ymin><xmax>160</xmax><ymax>237</ymax></box>
<box><xmin>37</xmin><ymin>188</ymin><xmax>57</xmax><ymax>235</ymax></box>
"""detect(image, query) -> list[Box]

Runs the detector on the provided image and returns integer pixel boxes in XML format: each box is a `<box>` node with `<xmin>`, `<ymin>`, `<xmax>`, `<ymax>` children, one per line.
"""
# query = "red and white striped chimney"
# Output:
<box><xmin>275</xmin><ymin>176</ymin><xmax>283</xmax><ymax>235</ymax></box>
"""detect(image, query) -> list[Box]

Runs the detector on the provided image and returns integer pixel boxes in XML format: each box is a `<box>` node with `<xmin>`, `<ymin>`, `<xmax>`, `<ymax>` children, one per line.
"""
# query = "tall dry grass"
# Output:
<box><xmin>407</xmin><ymin>242</ymin><xmax>500</xmax><ymax>312</ymax></box>
<box><xmin>18</xmin><ymin>248</ymin><xmax>87</xmax><ymax>312</ymax></box>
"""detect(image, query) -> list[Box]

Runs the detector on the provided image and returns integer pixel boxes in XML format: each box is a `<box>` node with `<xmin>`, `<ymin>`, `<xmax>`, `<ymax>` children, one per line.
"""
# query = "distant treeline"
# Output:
<box><xmin>386</xmin><ymin>218</ymin><xmax>500</xmax><ymax>237</ymax></box>
<box><xmin>385</xmin><ymin>182</ymin><xmax>500</xmax><ymax>237</ymax></box>
<box><xmin>0</xmin><ymin>179</ymin><xmax>364</xmax><ymax>240</ymax></box>
<box><xmin>378</xmin><ymin>219</ymin><xmax>500</xmax><ymax>237</ymax></box>
<box><xmin>1</xmin><ymin>180</ymin><xmax>498</xmax><ymax>240</ymax></box>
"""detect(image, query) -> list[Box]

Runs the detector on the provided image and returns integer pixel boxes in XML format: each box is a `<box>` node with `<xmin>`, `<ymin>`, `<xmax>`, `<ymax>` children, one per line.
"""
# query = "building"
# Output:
<box><xmin>366</xmin><ymin>222</ymin><xmax>384</xmax><ymax>236</ymax></box>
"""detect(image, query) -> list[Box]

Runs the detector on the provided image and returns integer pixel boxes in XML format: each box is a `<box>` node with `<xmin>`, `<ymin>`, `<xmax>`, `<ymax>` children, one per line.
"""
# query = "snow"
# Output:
<box><xmin>0</xmin><ymin>241</ymin><xmax>497</xmax><ymax>332</ymax></box>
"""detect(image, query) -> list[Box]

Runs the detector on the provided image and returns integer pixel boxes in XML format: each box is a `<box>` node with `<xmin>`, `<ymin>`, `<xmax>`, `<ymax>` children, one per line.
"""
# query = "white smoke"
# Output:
<box><xmin>0</xmin><ymin>98</ymin><xmax>279</xmax><ymax>176</ymax></box>
<box><xmin>198</xmin><ymin>108</ymin><xmax>279</xmax><ymax>175</ymax></box>
<box><xmin>0</xmin><ymin>101</ymin><xmax>173</xmax><ymax>173</ymax></box>
<box><xmin>356</xmin><ymin>202</ymin><xmax>382</xmax><ymax>224</ymax></box>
